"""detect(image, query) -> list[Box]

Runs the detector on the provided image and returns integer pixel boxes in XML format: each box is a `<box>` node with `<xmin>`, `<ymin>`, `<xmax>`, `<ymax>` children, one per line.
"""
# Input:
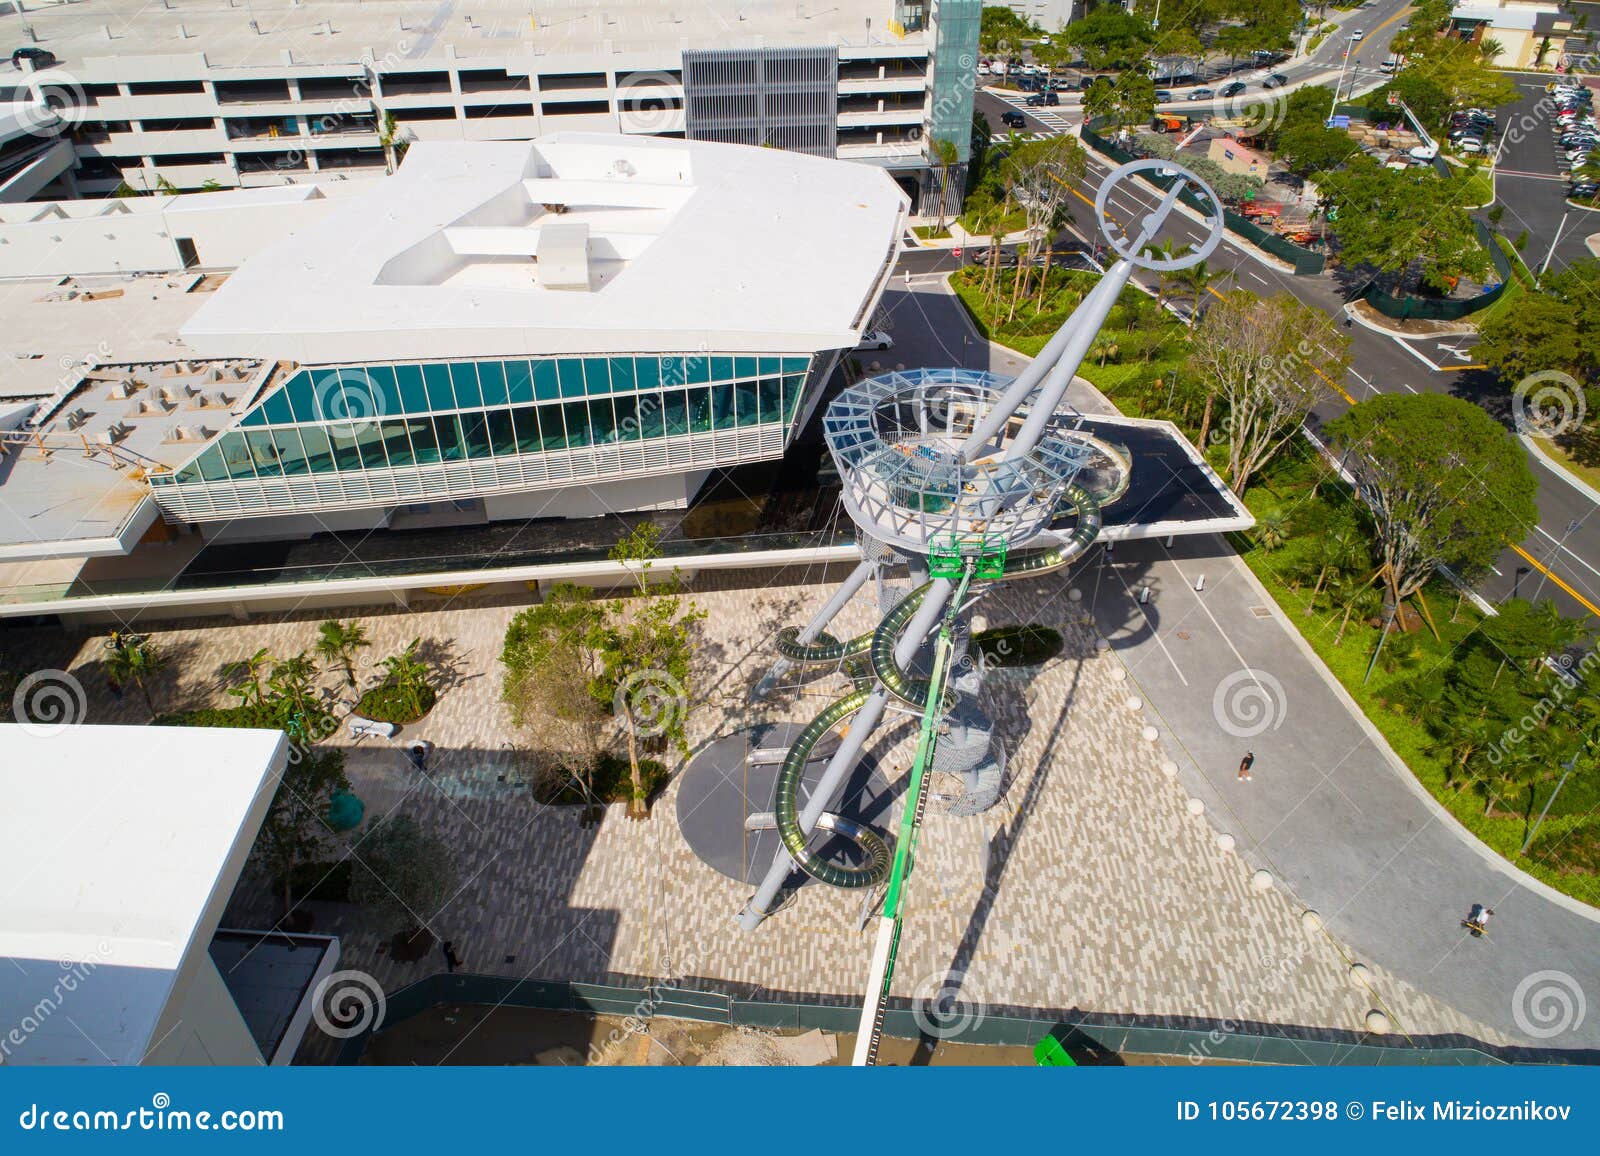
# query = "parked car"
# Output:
<box><xmin>856</xmin><ymin>330</ymin><xmax>893</xmax><ymax>351</ymax></box>
<box><xmin>10</xmin><ymin>46</ymin><xmax>54</xmax><ymax>69</ymax></box>
<box><xmin>1262</xmin><ymin>72</ymin><xmax>1289</xmax><ymax>88</ymax></box>
<box><xmin>1219</xmin><ymin>81</ymin><xmax>1247</xmax><ymax>98</ymax></box>
<box><xmin>1456</xmin><ymin>137</ymin><xmax>1485</xmax><ymax>154</ymax></box>
<box><xmin>1001</xmin><ymin>110</ymin><xmax>1027</xmax><ymax>129</ymax></box>
<box><xmin>1025</xmin><ymin>90</ymin><xmax>1060</xmax><ymax>107</ymax></box>
<box><xmin>1188</xmin><ymin>87</ymin><xmax>1215</xmax><ymax>101</ymax></box>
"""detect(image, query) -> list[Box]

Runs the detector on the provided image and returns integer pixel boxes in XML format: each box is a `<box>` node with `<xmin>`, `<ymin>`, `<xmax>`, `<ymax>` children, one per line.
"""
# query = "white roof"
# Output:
<box><xmin>0</xmin><ymin>724</ymin><xmax>286</xmax><ymax>1065</ymax></box>
<box><xmin>4</xmin><ymin>0</ymin><xmax>920</xmax><ymax>72</ymax></box>
<box><xmin>180</xmin><ymin>132</ymin><xmax>909</xmax><ymax>364</ymax></box>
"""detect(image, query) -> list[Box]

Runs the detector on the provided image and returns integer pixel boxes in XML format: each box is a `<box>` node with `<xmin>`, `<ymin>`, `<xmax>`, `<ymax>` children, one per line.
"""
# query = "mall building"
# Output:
<box><xmin>0</xmin><ymin>0</ymin><xmax>978</xmax><ymax>212</ymax></box>
<box><xmin>0</xmin><ymin>131</ymin><xmax>907</xmax><ymax>621</ymax></box>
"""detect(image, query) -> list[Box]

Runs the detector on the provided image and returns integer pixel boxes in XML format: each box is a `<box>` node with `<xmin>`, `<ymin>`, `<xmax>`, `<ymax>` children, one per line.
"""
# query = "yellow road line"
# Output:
<box><xmin>1368</xmin><ymin>6</ymin><xmax>1413</xmax><ymax>38</ymax></box>
<box><xmin>1510</xmin><ymin>543</ymin><xmax>1600</xmax><ymax>617</ymax></box>
<box><xmin>1436</xmin><ymin>364</ymin><xmax>1488</xmax><ymax>372</ymax></box>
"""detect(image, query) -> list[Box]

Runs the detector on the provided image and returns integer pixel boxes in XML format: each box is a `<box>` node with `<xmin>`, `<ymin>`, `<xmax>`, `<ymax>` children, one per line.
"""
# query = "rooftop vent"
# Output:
<box><xmin>537</xmin><ymin>222</ymin><xmax>591</xmax><ymax>292</ymax></box>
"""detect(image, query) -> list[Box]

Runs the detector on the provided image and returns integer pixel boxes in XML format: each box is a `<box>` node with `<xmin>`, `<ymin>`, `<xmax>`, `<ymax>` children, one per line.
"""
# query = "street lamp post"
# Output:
<box><xmin>1330</xmin><ymin>36</ymin><xmax>1357</xmax><ymax>116</ymax></box>
<box><xmin>1512</xmin><ymin>565</ymin><xmax>1531</xmax><ymax>600</ymax></box>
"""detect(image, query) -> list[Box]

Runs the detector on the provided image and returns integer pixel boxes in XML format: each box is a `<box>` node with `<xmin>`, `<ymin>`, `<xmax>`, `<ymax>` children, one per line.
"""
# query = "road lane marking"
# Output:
<box><xmin>1436</xmin><ymin>364</ymin><xmax>1488</xmax><ymax>372</ymax></box>
<box><xmin>1533</xmin><ymin>524</ymin><xmax>1600</xmax><ymax>585</ymax></box>
<box><xmin>1509</xmin><ymin>543</ymin><xmax>1600</xmax><ymax>617</ymax></box>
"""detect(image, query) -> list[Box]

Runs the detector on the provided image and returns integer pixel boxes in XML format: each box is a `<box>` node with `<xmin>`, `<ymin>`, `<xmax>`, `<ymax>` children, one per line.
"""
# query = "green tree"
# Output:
<box><xmin>501</xmin><ymin>584</ymin><xmax>612</xmax><ymax>794</ymax></box>
<box><xmin>931</xmin><ymin>136</ymin><xmax>960</xmax><ymax>232</ymax></box>
<box><xmin>349</xmin><ymin>813</ymin><xmax>458</xmax><ymax>943</ymax></box>
<box><xmin>315</xmin><ymin>619</ymin><xmax>370</xmax><ymax>687</ymax></box>
<box><xmin>1274</xmin><ymin>123</ymin><xmax>1359</xmax><ymax>174</ymax></box>
<box><xmin>258</xmin><ymin>747</ymin><xmax>351</xmax><ymax>916</ymax></box>
<box><xmin>104</xmin><ymin>631</ymin><xmax>166</xmax><ymax>717</ymax></box>
<box><xmin>980</xmin><ymin>5</ymin><xmax>1041</xmax><ymax>54</ymax></box>
<box><xmin>1186</xmin><ymin>289</ymin><xmax>1348</xmax><ymax>494</ymax></box>
<box><xmin>377</xmin><ymin>638</ymin><xmax>433</xmax><ymax>720</ymax></box>
<box><xmin>1063</xmin><ymin>5</ymin><xmax>1154</xmax><ymax>70</ymax></box>
<box><xmin>223</xmin><ymin>646</ymin><xmax>273</xmax><ymax>707</ymax></box>
<box><xmin>1318</xmin><ymin>156</ymin><xmax>1492</xmax><ymax>292</ymax></box>
<box><xmin>1323</xmin><ymin>394</ymin><xmax>1538</xmax><ymax>614</ymax></box>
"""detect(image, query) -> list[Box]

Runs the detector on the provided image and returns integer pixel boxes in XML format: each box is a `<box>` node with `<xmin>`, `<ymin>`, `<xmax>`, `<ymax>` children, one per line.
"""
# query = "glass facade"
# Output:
<box><xmin>928</xmin><ymin>0</ymin><xmax>980</xmax><ymax>163</ymax></box>
<box><xmin>153</xmin><ymin>352</ymin><xmax>812</xmax><ymax>491</ymax></box>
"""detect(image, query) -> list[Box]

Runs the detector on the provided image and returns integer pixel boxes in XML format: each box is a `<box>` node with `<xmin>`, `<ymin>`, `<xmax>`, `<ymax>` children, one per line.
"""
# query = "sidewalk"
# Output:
<box><xmin>1083</xmin><ymin>533</ymin><xmax>1600</xmax><ymax>1051</ymax></box>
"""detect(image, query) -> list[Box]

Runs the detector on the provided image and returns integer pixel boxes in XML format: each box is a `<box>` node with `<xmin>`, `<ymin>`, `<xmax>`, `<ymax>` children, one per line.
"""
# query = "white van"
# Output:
<box><xmin>1380</xmin><ymin>54</ymin><xmax>1404</xmax><ymax>74</ymax></box>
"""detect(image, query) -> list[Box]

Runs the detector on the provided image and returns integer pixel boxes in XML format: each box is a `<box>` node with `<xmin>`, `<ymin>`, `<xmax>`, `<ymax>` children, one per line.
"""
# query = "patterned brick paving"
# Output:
<box><xmin>4</xmin><ymin>562</ymin><xmax>1514</xmax><ymax>1055</ymax></box>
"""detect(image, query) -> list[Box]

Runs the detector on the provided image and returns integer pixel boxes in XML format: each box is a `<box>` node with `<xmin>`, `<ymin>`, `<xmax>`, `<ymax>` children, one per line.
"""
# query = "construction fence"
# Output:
<box><xmin>1079</xmin><ymin>123</ymin><xmax>1327</xmax><ymax>276</ymax></box>
<box><xmin>1360</xmin><ymin>219</ymin><xmax>1515</xmax><ymax>321</ymax></box>
<box><xmin>334</xmin><ymin>972</ymin><xmax>1514</xmax><ymax>1066</ymax></box>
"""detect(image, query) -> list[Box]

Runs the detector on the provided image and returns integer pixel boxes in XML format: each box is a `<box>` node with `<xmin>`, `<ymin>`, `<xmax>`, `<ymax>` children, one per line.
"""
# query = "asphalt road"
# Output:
<box><xmin>953</xmin><ymin>16</ymin><xmax>1600</xmax><ymax>626</ymax></box>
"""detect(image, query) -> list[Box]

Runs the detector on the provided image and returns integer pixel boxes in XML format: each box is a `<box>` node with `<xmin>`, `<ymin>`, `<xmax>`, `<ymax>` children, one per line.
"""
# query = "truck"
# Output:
<box><xmin>1151</xmin><ymin>112</ymin><xmax>1192</xmax><ymax>133</ymax></box>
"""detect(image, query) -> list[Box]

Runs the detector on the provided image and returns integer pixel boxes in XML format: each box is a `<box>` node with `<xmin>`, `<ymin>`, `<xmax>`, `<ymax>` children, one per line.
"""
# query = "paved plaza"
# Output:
<box><xmin>5</xmin><ymin>559</ymin><xmax>1519</xmax><ymax>1059</ymax></box>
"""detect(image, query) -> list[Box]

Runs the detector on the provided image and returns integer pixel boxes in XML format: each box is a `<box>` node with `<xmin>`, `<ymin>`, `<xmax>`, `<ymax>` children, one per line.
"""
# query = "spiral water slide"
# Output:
<box><xmin>766</xmin><ymin>492</ymin><xmax>1103</xmax><ymax>889</ymax></box>
<box><xmin>736</xmin><ymin>159</ymin><xmax>1225</xmax><ymax>938</ymax></box>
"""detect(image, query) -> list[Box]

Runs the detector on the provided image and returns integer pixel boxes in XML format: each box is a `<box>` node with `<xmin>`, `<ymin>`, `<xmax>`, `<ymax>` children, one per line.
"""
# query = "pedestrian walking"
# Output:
<box><xmin>1238</xmin><ymin>751</ymin><xmax>1255</xmax><ymax>781</ymax></box>
<box><xmin>407</xmin><ymin>740</ymin><xmax>432</xmax><ymax>772</ymax></box>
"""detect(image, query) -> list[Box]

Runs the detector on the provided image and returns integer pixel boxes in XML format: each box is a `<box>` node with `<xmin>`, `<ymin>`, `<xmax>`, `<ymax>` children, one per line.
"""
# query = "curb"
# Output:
<box><xmin>1520</xmin><ymin>431</ymin><xmax>1600</xmax><ymax>506</ymax></box>
<box><xmin>1223</xmin><ymin>537</ymin><xmax>1600</xmax><ymax>925</ymax></box>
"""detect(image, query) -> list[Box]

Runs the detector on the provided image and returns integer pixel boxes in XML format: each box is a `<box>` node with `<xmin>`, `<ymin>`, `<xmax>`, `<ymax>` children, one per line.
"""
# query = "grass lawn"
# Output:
<box><xmin>1448</xmin><ymin>165</ymin><xmax>1495</xmax><ymax>209</ymax></box>
<box><xmin>912</xmin><ymin>224</ymin><xmax>952</xmax><ymax>241</ymax></box>
<box><xmin>1535</xmin><ymin>437</ymin><xmax>1600</xmax><ymax>493</ymax></box>
<box><xmin>958</xmin><ymin>207</ymin><xmax>1026</xmax><ymax>238</ymax></box>
<box><xmin>1472</xmin><ymin>233</ymin><xmax>1534</xmax><ymax>325</ymax></box>
<box><xmin>1237</xmin><ymin>462</ymin><xmax>1600</xmax><ymax>909</ymax></box>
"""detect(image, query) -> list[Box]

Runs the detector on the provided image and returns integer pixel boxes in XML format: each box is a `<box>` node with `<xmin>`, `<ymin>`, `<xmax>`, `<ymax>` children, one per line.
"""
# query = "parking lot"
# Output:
<box><xmin>1492</xmin><ymin>73</ymin><xmax>1597</xmax><ymax>274</ymax></box>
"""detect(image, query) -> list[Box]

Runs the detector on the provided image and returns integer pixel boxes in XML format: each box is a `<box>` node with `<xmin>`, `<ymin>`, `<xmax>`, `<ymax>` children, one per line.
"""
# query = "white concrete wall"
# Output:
<box><xmin>144</xmin><ymin>957</ymin><xmax>263</xmax><ymax>1065</ymax></box>
<box><xmin>484</xmin><ymin>473</ymin><xmax>702</xmax><ymax>520</ymax></box>
<box><xmin>201</xmin><ymin>505</ymin><xmax>391</xmax><ymax>543</ymax></box>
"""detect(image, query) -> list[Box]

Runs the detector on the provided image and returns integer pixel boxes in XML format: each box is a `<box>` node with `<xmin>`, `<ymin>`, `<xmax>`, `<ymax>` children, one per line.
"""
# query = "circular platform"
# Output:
<box><xmin>675</xmin><ymin>721</ymin><xmax>898</xmax><ymax>887</ymax></box>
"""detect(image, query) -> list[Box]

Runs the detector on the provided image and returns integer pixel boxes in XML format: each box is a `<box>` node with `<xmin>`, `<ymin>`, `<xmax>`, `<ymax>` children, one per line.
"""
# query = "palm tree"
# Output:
<box><xmin>105</xmin><ymin>632</ymin><xmax>166</xmax><ymax>717</ymax></box>
<box><xmin>1174</xmin><ymin>259</ymin><xmax>1214</xmax><ymax>324</ymax></box>
<box><xmin>1334</xmin><ymin>583</ymin><xmax>1383</xmax><ymax>647</ymax></box>
<box><xmin>223</xmin><ymin>646</ymin><xmax>273</xmax><ymax>706</ymax></box>
<box><xmin>1253</xmin><ymin>512</ymin><xmax>1290</xmax><ymax>551</ymax></box>
<box><xmin>380</xmin><ymin>638</ymin><xmax>433</xmax><ymax>719</ymax></box>
<box><xmin>1092</xmin><ymin>335</ymin><xmax>1121</xmax><ymax>366</ymax></box>
<box><xmin>1305</xmin><ymin>525</ymin><xmax>1365</xmax><ymax>612</ymax></box>
<box><xmin>315</xmin><ymin>619</ymin><xmax>370</xmax><ymax>687</ymax></box>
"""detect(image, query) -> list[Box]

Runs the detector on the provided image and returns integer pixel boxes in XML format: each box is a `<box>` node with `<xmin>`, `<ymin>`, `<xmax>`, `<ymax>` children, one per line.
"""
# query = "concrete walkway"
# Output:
<box><xmin>1084</xmin><ymin>532</ymin><xmax>1599</xmax><ymax>1053</ymax></box>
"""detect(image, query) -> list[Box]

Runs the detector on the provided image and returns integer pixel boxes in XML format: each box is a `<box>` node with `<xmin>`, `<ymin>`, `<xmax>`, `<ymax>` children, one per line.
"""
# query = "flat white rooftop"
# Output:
<box><xmin>181</xmin><ymin>132</ymin><xmax>909</xmax><ymax>364</ymax></box>
<box><xmin>0</xmin><ymin>724</ymin><xmax>286</xmax><ymax>1065</ymax></box>
<box><xmin>3</xmin><ymin>0</ymin><xmax>920</xmax><ymax>73</ymax></box>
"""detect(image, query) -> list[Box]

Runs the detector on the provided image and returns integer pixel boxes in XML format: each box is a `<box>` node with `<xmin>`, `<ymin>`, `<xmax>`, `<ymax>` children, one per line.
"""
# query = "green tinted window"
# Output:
<box><xmin>487</xmin><ymin>409</ymin><xmax>516</xmax><ymax>456</ymax></box>
<box><xmin>562</xmin><ymin>401</ymin><xmax>592</xmax><ymax>446</ymax></box>
<box><xmin>638</xmin><ymin>391</ymin><xmax>665</xmax><ymax>438</ymax></box>
<box><xmin>397</xmin><ymin>364</ymin><xmax>428</xmax><ymax>412</ymax></box>
<box><xmin>451</xmin><ymin>363</ymin><xmax>483</xmax><ymax>409</ymax></box>
<box><xmin>331</xmin><ymin>429</ymin><xmax>364</xmax><ymax>471</ymax></box>
<box><xmin>533</xmin><ymin>358</ymin><xmax>560</xmax><ymax>401</ymax></box>
<box><xmin>478</xmin><ymin>361</ymin><xmax>509</xmax><ymax>408</ymax></box>
<box><xmin>558</xmin><ymin>359</ymin><xmax>585</xmax><ymax>398</ymax></box>
<box><xmin>220</xmin><ymin>433</ymin><xmax>256</xmax><ymax>479</ymax></box>
<box><xmin>505</xmin><ymin>360</ymin><xmax>534</xmax><ymax>404</ymax></box>
<box><xmin>736</xmin><ymin>385</ymin><xmax>760</xmax><ymax>427</ymax></box>
<box><xmin>511</xmin><ymin>406</ymin><xmax>542</xmax><ymax>454</ymax></box>
<box><xmin>688</xmin><ymin>387</ymin><xmax>711</xmax><ymax>433</ymax></box>
<box><xmin>660</xmin><ymin>356</ymin><xmax>685</xmax><ymax>388</ymax></box>
<box><xmin>300</xmin><ymin>426</ymin><xmax>335</xmax><ymax>473</ymax></box>
<box><xmin>611</xmin><ymin>395</ymin><xmax>640</xmax><ymax>440</ymax></box>
<box><xmin>274</xmin><ymin>429</ymin><xmax>310</xmax><ymax>475</ymax></box>
<box><xmin>735</xmin><ymin>356</ymin><xmax>757</xmax><ymax>380</ymax></box>
<box><xmin>758</xmin><ymin>377</ymin><xmax>782</xmax><ymax>424</ymax></box>
<box><xmin>540</xmin><ymin>404</ymin><xmax>567</xmax><ymax>451</ymax></box>
<box><xmin>368</xmin><ymin>366</ymin><xmax>402</xmax><ymax>416</ymax></box>
<box><xmin>460</xmin><ymin>411</ymin><xmax>491</xmax><ymax>458</ymax></box>
<box><xmin>635</xmin><ymin>357</ymin><xmax>660</xmax><ymax>390</ymax></box>
<box><xmin>686</xmin><ymin>356</ymin><xmax>711</xmax><ymax>385</ymax></box>
<box><xmin>196</xmin><ymin>444</ymin><xmax>229</xmax><ymax>482</ymax></box>
<box><xmin>711</xmin><ymin>356</ymin><xmax>733</xmax><ymax>381</ymax></box>
<box><xmin>610</xmin><ymin>357</ymin><xmax>636</xmax><ymax>392</ymax></box>
<box><xmin>663</xmin><ymin>390</ymin><xmax>688</xmax><ymax>436</ymax></box>
<box><xmin>355</xmin><ymin>427</ymin><xmax>389</xmax><ymax>470</ymax></box>
<box><xmin>710</xmin><ymin>383</ymin><xmax>736</xmax><ymax>430</ymax></box>
<box><xmin>287</xmin><ymin>373</ymin><xmax>322</xmax><ymax>422</ymax></box>
<box><xmin>782</xmin><ymin>357</ymin><xmax>809</xmax><ymax>374</ymax></box>
<box><xmin>583</xmin><ymin>358</ymin><xmax>611</xmax><ymax>395</ymax></box>
<box><xmin>409</xmin><ymin>416</ymin><xmax>441</xmax><ymax>464</ymax></box>
<box><xmin>380</xmin><ymin>420</ymin><xmax>415</xmax><ymax>468</ymax></box>
<box><xmin>759</xmin><ymin>356</ymin><xmax>780</xmax><ymax>376</ymax></box>
<box><xmin>423</xmin><ymin>363</ymin><xmax>455</xmax><ymax>411</ymax></box>
<box><xmin>261</xmin><ymin>387</ymin><xmax>294</xmax><ymax>426</ymax></box>
<box><xmin>434</xmin><ymin>414</ymin><xmax>466</xmax><ymax>460</ymax></box>
<box><xmin>588</xmin><ymin>397</ymin><xmax>617</xmax><ymax>443</ymax></box>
